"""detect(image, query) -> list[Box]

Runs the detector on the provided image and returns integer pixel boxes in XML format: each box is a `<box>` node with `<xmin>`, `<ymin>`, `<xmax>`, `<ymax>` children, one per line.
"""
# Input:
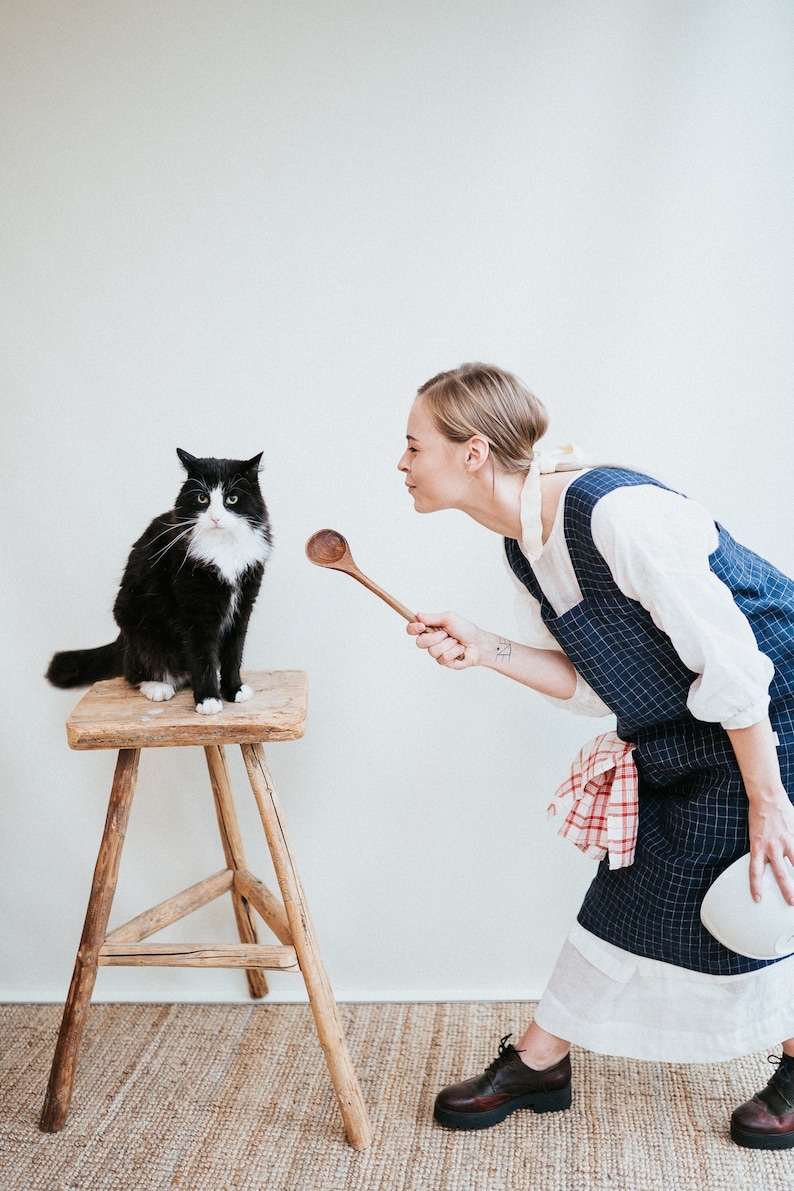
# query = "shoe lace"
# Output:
<box><xmin>484</xmin><ymin>1034</ymin><xmax>522</xmax><ymax>1075</ymax></box>
<box><xmin>766</xmin><ymin>1054</ymin><xmax>794</xmax><ymax>1109</ymax></box>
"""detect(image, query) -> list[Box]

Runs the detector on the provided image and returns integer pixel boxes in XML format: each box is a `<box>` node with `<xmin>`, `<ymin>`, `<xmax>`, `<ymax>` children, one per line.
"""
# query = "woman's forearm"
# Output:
<box><xmin>726</xmin><ymin>719</ymin><xmax>787</xmax><ymax>800</ymax></box>
<box><xmin>408</xmin><ymin>613</ymin><xmax>578</xmax><ymax>700</ymax></box>
<box><xmin>477</xmin><ymin>630</ymin><xmax>578</xmax><ymax>700</ymax></box>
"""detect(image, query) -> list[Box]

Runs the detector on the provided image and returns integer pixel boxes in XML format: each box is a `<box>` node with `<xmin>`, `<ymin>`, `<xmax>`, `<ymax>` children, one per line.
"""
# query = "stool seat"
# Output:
<box><xmin>40</xmin><ymin>671</ymin><xmax>372</xmax><ymax>1150</ymax></box>
<box><xmin>65</xmin><ymin>670</ymin><xmax>307</xmax><ymax>749</ymax></box>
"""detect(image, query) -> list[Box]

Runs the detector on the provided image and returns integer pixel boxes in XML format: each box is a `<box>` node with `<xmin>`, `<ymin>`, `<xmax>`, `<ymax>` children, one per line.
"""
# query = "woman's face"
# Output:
<box><xmin>398</xmin><ymin>398</ymin><xmax>468</xmax><ymax>513</ymax></box>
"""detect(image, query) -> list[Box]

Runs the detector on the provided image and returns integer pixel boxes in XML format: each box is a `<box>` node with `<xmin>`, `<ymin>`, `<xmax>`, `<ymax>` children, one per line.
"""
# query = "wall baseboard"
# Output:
<box><xmin>1</xmin><ymin>988</ymin><xmax>544</xmax><ymax>1005</ymax></box>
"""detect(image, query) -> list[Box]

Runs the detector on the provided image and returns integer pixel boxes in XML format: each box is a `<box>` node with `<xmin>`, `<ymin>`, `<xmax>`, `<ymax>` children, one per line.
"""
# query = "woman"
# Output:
<box><xmin>398</xmin><ymin>363</ymin><xmax>794</xmax><ymax>1150</ymax></box>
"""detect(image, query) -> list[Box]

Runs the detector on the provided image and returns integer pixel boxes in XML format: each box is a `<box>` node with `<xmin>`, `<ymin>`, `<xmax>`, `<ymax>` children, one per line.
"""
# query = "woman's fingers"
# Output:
<box><xmin>419</xmin><ymin>632</ymin><xmax>464</xmax><ymax>663</ymax></box>
<box><xmin>767</xmin><ymin>849</ymin><xmax>794</xmax><ymax>906</ymax></box>
<box><xmin>749</xmin><ymin>840</ymin><xmax>794</xmax><ymax>905</ymax></box>
<box><xmin>749</xmin><ymin>849</ymin><xmax>767</xmax><ymax>902</ymax></box>
<box><xmin>746</xmin><ymin>791</ymin><xmax>794</xmax><ymax>903</ymax></box>
<box><xmin>434</xmin><ymin>638</ymin><xmax>466</xmax><ymax>664</ymax></box>
<box><xmin>407</xmin><ymin>612</ymin><xmax>478</xmax><ymax>668</ymax></box>
<box><xmin>407</xmin><ymin>614</ymin><xmax>456</xmax><ymax>646</ymax></box>
<box><xmin>771</xmin><ymin>852</ymin><xmax>794</xmax><ymax>905</ymax></box>
<box><xmin>408</xmin><ymin>626</ymin><xmax>451</xmax><ymax>651</ymax></box>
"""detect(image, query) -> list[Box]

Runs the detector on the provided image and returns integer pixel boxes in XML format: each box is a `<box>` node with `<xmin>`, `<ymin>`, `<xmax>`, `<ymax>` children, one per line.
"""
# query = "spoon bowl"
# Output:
<box><xmin>305</xmin><ymin>528</ymin><xmax>349</xmax><ymax>568</ymax></box>
<box><xmin>305</xmin><ymin>529</ymin><xmax>418</xmax><ymax>622</ymax></box>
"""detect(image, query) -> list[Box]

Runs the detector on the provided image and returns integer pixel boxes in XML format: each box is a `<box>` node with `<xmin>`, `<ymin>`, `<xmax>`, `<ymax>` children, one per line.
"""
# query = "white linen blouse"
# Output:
<box><xmin>508</xmin><ymin>466</ymin><xmax>774</xmax><ymax>730</ymax></box>
<box><xmin>511</xmin><ymin>463</ymin><xmax>794</xmax><ymax>1061</ymax></box>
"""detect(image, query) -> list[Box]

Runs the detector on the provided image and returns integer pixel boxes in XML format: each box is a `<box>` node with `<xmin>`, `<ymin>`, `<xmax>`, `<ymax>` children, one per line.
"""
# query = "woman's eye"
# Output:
<box><xmin>226</xmin><ymin>494</ymin><xmax>239</xmax><ymax>505</ymax></box>
<box><xmin>197</xmin><ymin>494</ymin><xmax>209</xmax><ymax>505</ymax></box>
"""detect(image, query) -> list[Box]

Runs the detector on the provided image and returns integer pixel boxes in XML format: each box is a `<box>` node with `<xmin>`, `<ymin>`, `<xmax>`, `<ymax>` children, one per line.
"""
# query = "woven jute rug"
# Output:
<box><xmin>1</xmin><ymin>1001</ymin><xmax>792</xmax><ymax>1190</ymax></box>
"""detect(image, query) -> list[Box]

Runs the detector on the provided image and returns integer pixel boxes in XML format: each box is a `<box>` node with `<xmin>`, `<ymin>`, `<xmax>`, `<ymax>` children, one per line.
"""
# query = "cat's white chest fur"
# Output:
<box><xmin>187</xmin><ymin>488</ymin><xmax>271</xmax><ymax>583</ymax></box>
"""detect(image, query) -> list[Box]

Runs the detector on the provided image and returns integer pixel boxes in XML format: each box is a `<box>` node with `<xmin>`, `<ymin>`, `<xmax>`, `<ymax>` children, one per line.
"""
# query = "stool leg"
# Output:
<box><xmin>40</xmin><ymin>748</ymin><xmax>140</xmax><ymax>1132</ymax></box>
<box><xmin>240</xmin><ymin>743</ymin><xmax>373</xmax><ymax>1151</ymax></box>
<box><xmin>204</xmin><ymin>744</ymin><xmax>269</xmax><ymax>999</ymax></box>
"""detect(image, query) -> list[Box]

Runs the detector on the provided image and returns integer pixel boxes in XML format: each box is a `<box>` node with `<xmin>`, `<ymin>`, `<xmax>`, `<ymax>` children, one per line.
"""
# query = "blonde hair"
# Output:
<box><xmin>416</xmin><ymin>363</ymin><xmax>548</xmax><ymax>474</ymax></box>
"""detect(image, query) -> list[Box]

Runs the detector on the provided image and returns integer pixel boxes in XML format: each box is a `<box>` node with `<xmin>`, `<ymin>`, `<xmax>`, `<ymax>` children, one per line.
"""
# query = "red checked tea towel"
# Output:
<box><xmin>547</xmin><ymin>732</ymin><xmax>638</xmax><ymax>869</ymax></box>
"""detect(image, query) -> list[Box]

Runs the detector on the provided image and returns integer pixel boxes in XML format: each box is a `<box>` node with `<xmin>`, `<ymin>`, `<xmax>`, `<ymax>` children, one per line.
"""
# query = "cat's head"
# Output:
<box><xmin>175</xmin><ymin>449</ymin><xmax>270</xmax><ymax>537</ymax></box>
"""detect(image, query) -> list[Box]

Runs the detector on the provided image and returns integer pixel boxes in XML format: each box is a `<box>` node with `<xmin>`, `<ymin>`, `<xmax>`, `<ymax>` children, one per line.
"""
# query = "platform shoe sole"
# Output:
<box><xmin>730</xmin><ymin>1121</ymin><xmax>794</xmax><ymax>1150</ymax></box>
<box><xmin>434</xmin><ymin>1084</ymin><xmax>572</xmax><ymax>1131</ymax></box>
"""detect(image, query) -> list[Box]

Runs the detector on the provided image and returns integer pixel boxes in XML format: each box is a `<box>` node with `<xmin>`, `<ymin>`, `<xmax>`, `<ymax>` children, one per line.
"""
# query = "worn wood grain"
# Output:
<box><xmin>241</xmin><ymin>742</ymin><xmax>373</xmax><ymax>1151</ymax></box>
<box><xmin>233</xmin><ymin>868</ymin><xmax>293</xmax><ymax>946</ymax></box>
<box><xmin>65</xmin><ymin>671</ymin><xmax>308</xmax><ymax>750</ymax></box>
<box><xmin>40</xmin><ymin>748</ymin><xmax>141</xmax><ymax>1132</ymax></box>
<box><xmin>204</xmin><ymin>745</ymin><xmax>269</xmax><ymax>998</ymax></box>
<box><xmin>104</xmin><ymin>870</ymin><xmax>234</xmax><ymax>945</ymax></box>
<box><xmin>98</xmin><ymin>942</ymin><xmax>300</xmax><ymax>971</ymax></box>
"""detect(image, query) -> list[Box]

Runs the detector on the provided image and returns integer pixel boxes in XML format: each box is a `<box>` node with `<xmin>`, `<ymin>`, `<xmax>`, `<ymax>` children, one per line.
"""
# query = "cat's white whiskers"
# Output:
<box><xmin>145</xmin><ymin>519</ymin><xmax>195</xmax><ymax>554</ymax></box>
<box><xmin>149</xmin><ymin>524</ymin><xmax>195</xmax><ymax>565</ymax></box>
<box><xmin>148</xmin><ymin>518</ymin><xmax>194</xmax><ymax>542</ymax></box>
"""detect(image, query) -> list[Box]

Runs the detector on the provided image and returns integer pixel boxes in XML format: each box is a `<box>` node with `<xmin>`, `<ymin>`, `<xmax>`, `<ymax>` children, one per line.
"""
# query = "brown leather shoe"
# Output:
<box><xmin>434</xmin><ymin>1035</ymin><xmax>572</xmax><ymax>1131</ymax></box>
<box><xmin>731</xmin><ymin>1054</ymin><xmax>794</xmax><ymax>1150</ymax></box>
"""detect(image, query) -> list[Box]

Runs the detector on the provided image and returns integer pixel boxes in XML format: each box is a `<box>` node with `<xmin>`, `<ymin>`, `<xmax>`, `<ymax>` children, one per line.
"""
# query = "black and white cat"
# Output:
<box><xmin>47</xmin><ymin>449</ymin><xmax>272</xmax><ymax>715</ymax></box>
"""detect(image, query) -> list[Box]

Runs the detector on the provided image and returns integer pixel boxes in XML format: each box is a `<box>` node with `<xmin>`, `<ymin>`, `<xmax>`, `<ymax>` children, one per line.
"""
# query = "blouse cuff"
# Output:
<box><xmin>717</xmin><ymin>695</ymin><xmax>771</xmax><ymax>732</ymax></box>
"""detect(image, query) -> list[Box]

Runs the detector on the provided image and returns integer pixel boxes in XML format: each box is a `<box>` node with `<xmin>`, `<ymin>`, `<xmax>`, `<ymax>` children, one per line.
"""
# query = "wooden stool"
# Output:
<box><xmin>40</xmin><ymin>671</ymin><xmax>372</xmax><ymax>1151</ymax></box>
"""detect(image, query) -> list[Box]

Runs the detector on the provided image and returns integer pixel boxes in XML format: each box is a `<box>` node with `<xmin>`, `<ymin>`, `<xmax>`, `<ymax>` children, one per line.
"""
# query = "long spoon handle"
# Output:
<box><xmin>345</xmin><ymin>568</ymin><xmax>418</xmax><ymax>623</ymax></box>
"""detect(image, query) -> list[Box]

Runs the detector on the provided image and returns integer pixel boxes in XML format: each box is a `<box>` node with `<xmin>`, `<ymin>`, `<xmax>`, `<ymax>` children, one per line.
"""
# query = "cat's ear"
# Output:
<box><xmin>243</xmin><ymin>452</ymin><xmax>263</xmax><ymax>473</ymax></box>
<box><xmin>177</xmin><ymin>448</ymin><xmax>198</xmax><ymax>471</ymax></box>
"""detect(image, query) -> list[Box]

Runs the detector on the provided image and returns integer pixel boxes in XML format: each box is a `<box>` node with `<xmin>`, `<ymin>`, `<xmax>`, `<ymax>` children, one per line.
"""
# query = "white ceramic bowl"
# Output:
<box><xmin>700</xmin><ymin>853</ymin><xmax>794</xmax><ymax>960</ymax></box>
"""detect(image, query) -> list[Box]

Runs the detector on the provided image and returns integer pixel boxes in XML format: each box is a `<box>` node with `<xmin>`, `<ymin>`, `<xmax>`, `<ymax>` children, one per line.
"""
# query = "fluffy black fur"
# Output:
<box><xmin>47</xmin><ymin>449</ymin><xmax>272</xmax><ymax>712</ymax></box>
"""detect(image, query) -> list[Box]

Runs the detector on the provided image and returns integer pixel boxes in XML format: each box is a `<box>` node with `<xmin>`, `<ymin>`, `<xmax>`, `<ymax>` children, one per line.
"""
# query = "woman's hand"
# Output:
<box><xmin>407</xmin><ymin>612</ymin><xmax>488</xmax><ymax>670</ymax></box>
<box><xmin>747</xmin><ymin>791</ymin><xmax>794</xmax><ymax>905</ymax></box>
<box><xmin>727</xmin><ymin>720</ymin><xmax>794</xmax><ymax>904</ymax></box>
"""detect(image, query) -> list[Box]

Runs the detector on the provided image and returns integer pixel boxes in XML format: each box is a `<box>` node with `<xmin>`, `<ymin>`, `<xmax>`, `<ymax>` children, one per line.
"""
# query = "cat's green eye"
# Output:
<box><xmin>226</xmin><ymin>495</ymin><xmax>239</xmax><ymax>505</ymax></box>
<box><xmin>197</xmin><ymin>494</ymin><xmax>209</xmax><ymax>505</ymax></box>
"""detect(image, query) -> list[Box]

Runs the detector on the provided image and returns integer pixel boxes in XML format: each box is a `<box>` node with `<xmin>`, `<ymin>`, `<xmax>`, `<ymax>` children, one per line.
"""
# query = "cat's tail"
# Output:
<box><xmin>46</xmin><ymin>639</ymin><xmax>123</xmax><ymax>688</ymax></box>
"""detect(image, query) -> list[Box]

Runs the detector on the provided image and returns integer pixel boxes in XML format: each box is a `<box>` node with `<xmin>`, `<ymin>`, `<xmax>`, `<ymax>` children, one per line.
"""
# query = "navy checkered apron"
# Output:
<box><xmin>505</xmin><ymin>467</ymin><xmax>794</xmax><ymax>976</ymax></box>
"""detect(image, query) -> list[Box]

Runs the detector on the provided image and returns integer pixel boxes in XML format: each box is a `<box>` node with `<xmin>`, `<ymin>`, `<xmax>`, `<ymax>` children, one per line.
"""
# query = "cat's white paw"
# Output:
<box><xmin>234</xmin><ymin>684</ymin><xmax>254</xmax><ymax>703</ymax></box>
<box><xmin>140</xmin><ymin>681</ymin><xmax>175</xmax><ymax>702</ymax></box>
<box><xmin>196</xmin><ymin>697</ymin><xmax>223</xmax><ymax>715</ymax></box>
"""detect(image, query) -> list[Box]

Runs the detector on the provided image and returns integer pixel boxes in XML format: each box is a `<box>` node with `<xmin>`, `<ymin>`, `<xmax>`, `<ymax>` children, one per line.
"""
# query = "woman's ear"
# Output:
<box><xmin>464</xmin><ymin>434</ymin><xmax>491</xmax><ymax>475</ymax></box>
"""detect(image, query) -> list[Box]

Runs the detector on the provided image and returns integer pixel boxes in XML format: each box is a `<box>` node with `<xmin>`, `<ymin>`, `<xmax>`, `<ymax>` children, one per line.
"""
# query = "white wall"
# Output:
<box><xmin>2</xmin><ymin>0</ymin><xmax>793</xmax><ymax>1003</ymax></box>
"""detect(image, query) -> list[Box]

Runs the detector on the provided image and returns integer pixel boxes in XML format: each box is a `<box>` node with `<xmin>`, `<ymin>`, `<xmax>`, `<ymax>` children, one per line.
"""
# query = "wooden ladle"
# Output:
<box><xmin>305</xmin><ymin>529</ymin><xmax>419</xmax><ymax>623</ymax></box>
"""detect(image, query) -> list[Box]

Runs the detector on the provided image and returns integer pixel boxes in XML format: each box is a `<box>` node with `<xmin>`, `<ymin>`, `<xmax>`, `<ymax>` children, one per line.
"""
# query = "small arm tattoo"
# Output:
<box><xmin>496</xmin><ymin>637</ymin><xmax>512</xmax><ymax>661</ymax></box>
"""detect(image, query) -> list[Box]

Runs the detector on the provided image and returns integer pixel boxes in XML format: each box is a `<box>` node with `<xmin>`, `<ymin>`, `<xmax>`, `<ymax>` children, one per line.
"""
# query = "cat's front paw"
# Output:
<box><xmin>234</xmin><ymin>684</ymin><xmax>254</xmax><ymax>703</ymax></box>
<box><xmin>140</xmin><ymin>681</ymin><xmax>175</xmax><ymax>702</ymax></box>
<box><xmin>195</xmin><ymin>697</ymin><xmax>224</xmax><ymax>715</ymax></box>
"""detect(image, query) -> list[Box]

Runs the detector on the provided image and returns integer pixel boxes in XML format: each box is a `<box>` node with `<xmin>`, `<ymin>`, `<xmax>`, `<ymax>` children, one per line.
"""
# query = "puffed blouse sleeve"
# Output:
<box><xmin>503</xmin><ymin>555</ymin><xmax>613</xmax><ymax>717</ymax></box>
<box><xmin>590</xmin><ymin>484</ymin><xmax>774</xmax><ymax>730</ymax></box>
